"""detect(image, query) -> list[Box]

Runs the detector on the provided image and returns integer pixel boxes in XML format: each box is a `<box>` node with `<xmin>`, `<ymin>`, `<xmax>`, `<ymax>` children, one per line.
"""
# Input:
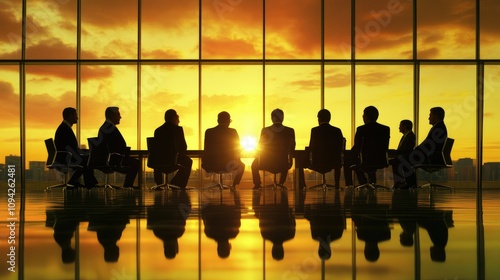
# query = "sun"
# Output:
<box><xmin>241</xmin><ymin>135</ymin><xmax>257</xmax><ymax>153</ymax></box>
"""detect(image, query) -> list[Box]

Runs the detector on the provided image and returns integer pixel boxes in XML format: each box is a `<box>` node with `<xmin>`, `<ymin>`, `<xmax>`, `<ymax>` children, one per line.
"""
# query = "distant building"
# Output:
<box><xmin>483</xmin><ymin>162</ymin><xmax>500</xmax><ymax>181</ymax></box>
<box><xmin>455</xmin><ymin>158</ymin><xmax>475</xmax><ymax>181</ymax></box>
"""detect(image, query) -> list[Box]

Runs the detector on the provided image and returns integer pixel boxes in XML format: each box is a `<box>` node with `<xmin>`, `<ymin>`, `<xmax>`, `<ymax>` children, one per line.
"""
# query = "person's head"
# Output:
<box><xmin>272</xmin><ymin>242</ymin><xmax>285</xmax><ymax>260</ymax></box>
<box><xmin>318</xmin><ymin>243</ymin><xmax>332</xmax><ymax>260</ymax></box>
<box><xmin>164</xmin><ymin>109</ymin><xmax>179</xmax><ymax>125</ymax></box>
<box><xmin>62</xmin><ymin>107</ymin><xmax>78</xmax><ymax>125</ymax></box>
<box><xmin>163</xmin><ymin>239</ymin><xmax>179</xmax><ymax>259</ymax></box>
<box><xmin>104</xmin><ymin>244</ymin><xmax>119</xmax><ymax>262</ymax></box>
<box><xmin>61</xmin><ymin>248</ymin><xmax>76</xmax><ymax>264</ymax></box>
<box><xmin>217</xmin><ymin>111</ymin><xmax>231</xmax><ymax>127</ymax></box>
<box><xmin>364</xmin><ymin>241</ymin><xmax>380</xmax><ymax>262</ymax></box>
<box><xmin>399</xmin><ymin>119</ymin><xmax>413</xmax><ymax>134</ymax></box>
<box><xmin>429</xmin><ymin>107</ymin><xmax>445</xmax><ymax>125</ymax></box>
<box><xmin>430</xmin><ymin>245</ymin><xmax>446</xmax><ymax>262</ymax></box>
<box><xmin>362</xmin><ymin>106</ymin><xmax>379</xmax><ymax>123</ymax></box>
<box><xmin>271</xmin><ymin>108</ymin><xmax>284</xmax><ymax>124</ymax></box>
<box><xmin>317</xmin><ymin>109</ymin><xmax>331</xmax><ymax>124</ymax></box>
<box><xmin>217</xmin><ymin>240</ymin><xmax>231</xmax><ymax>259</ymax></box>
<box><xmin>400</xmin><ymin>232</ymin><xmax>414</xmax><ymax>247</ymax></box>
<box><xmin>105</xmin><ymin>107</ymin><xmax>121</xmax><ymax>125</ymax></box>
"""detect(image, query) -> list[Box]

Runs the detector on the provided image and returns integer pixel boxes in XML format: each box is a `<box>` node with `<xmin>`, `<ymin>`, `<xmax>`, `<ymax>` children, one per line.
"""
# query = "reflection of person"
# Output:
<box><xmin>344</xmin><ymin>106</ymin><xmax>390</xmax><ymax>186</ymax></box>
<box><xmin>54</xmin><ymin>107</ymin><xmax>97</xmax><ymax>188</ymax></box>
<box><xmin>202</xmin><ymin>111</ymin><xmax>245</xmax><ymax>189</ymax></box>
<box><xmin>147</xmin><ymin>190</ymin><xmax>191</xmax><ymax>259</ymax></box>
<box><xmin>352</xmin><ymin>191</ymin><xmax>391</xmax><ymax>262</ymax></box>
<box><xmin>202</xmin><ymin>191</ymin><xmax>242</xmax><ymax>258</ymax></box>
<box><xmin>405</xmin><ymin>107</ymin><xmax>448</xmax><ymax>187</ymax></box>
<box><xmin>298</xmin><ymin>109</ymin><xmax>344</xmax><ymax>188</ymax></box>
<box><xmin>97</xmin><ymin>107</ymin><xmax>139</xmax><ymax>188</ymax></box>
<box><xmin>388</xmin><ymin>120</ymin><xmax>416</xmax><ymax>189</ymax></box>
<box><xmin>154</xmin><ymin>109</ymin><xmax>193</xmax><ymax>189</ymax></box>
<box><xmin>45</xmin><ymin>191</ymin><xmax>85</xmax><ymax>264</ymax></box>
<box><xmin>253</xmin><ymin>190</ymin><xmax>296</xmax><ymax>260</ymax></box>
<box><xmin>304</xmin><ymin>189</ymin><xmax>345</xmax><ymax>260</ymax></box>
<box><xmin>252</xmin><ymin>109</ymin><xmax>296</xmax><ymax>189</ymax></box>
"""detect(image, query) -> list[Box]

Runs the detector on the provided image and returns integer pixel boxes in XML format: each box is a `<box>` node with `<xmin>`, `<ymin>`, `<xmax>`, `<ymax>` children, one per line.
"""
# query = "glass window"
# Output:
<box><xmin>0</xmin><ymin>65</ymin><xmax>20</xmax><ymax>163</ymax></box>
<box><xmin>26</xmin><ymin>0</ymin><xmax>77</xmax><ymax>59</ymax></box>
<box><xmin>81</xmin><ymin>0</ymin><xmax>138</xmax><ymax>59</ymax></box>
<box><xmin>480</xmin><ymin>0</ymin><xmax>500</xmax><ymax>59</ymax></box>
<box><xmin>265</xmin><ymin>0</ymin><xmax>322</xmax><ymax>59</ymax></box>
<box><xmin>80</xmin><ymin>64</ymin><xmax>137</xmax><ymax>150</ymax></box>
<box><xmin>355</xmin><ymin>0</ymin><xmax>413</xmax><ymax>59</ymax></box>
<box><xmin>325</xmin><ymin>0</ymin><xmax>352</xmax><ymax>59</ymax></box>
<box><xmin>483</xmin><ymin>65</ymin><xmax>500</xmax><ymax>185</ymax></box>
<box><xmin>0</xmin><ymin>1</ymin><xmax>22</xmax><ymax>59</ymax></box>
<box><xmin>324</xmin><ymin>63</ymin><xmax>352</xmax><ymax>144</ymax></box>
<box><xmin>417</xmin><ymin>0</ymin><xmax>476</xmax><ymax>59</ymax></box>
<box><xmin>142</xmin><ymin>0</ymin><xmax>199</xmax><ymax>59</ymax></box>
<box><xmin>202</xmin><ymin>0</ymin><xmax>263</xmax><ymax>59</ymax></box>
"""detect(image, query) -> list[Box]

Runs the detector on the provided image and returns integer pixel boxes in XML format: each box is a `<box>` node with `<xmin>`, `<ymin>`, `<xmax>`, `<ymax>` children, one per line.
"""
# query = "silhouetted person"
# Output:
<box><xmin>298</xmin><ymin>109</ymin><xmax>344</xmax><ymax>188</ymax></box>
<box><xmin>147</xmin><ymin>190</ymin><xmax>191</xmax><ymax>259</ymax></box>
<box><xmin>388</xmin><ymin>119</ymin><xmax>416</xmax><ymax>189</ymax></box>
<box><xmin>202</xmin><ymin>111</ymin><xmax>245</xmax><ymax>189</ymax></box>
<box><xmin>405</xmin><ymin>107</ymin><xmax>448</xmax><ymax>187</ymax></box>
<box><xmin>252</xmin><ymin>108</ymin><xmax>296</xmax><ymax>189</ymax></box>
<box><xmin>304</xmin><ymin>189</ymin><xmax>345</xmax><ymax>260</ymax></box>
<box><xmin>45</xmin><ymin>191</ymin><xmax>86</xmax><ymax>263</ymax></box>
<box><xmin>344</xmin><ymin>106</ymin><xmax>390</xmax><ymax>186</ymax></box>
<box><xmin>154</xmin><ymin>109</ymin><xmax>193</xmax><ymax>189</ymax></box>
<box><xmin>253</xmin><ymin>190</ymin><xmax>296</xmax><ymax>260</ymax></box>
<box><xmin>391</xmin><ymin>190</ymin><xmax>418</xmax><ymax>247</ymax></box>
<box><xmin>202</xmin><ymin>191</ymin><xmax>242</xmax><ymax>258</ymax></box>
<box><xmin>97</xmin><ymin>106</ymin><xmax>139</xmax><ymax>188</ymax></box>
<box><xmin>54</xmin><ymin>107</ymin><xmax>97</xmax><ymax>188</ymax></box>
<box><xmin>352</xmin><ymin>191</ymin><xmax>391</xmax><ymax>262</ymax></box>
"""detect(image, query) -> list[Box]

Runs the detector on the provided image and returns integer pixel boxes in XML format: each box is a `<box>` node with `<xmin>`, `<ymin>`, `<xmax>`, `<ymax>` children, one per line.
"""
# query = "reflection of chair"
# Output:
<box><xmin>308</xmin><ymin>138</ymin><xmax>345</xmax><ymax>191</ymax></box>
<box><xmin>202</xmin><ymin>141</ymin><xmax>239</xmax><ymax>191</ymax></box>
<box><xmin>87</xmin><ymin>137</ymin><xmax>124</xmax><ymax>190</ymax></box>
<box><xmin>44</xmin><ymin>138</ymin><xmax>82</xmax><ymax>191</ymax></box>
<box><xmin>147</xmin><ymin>137</ymin><xmax>182</xmax><ymax>190</ymax></box>
<box><xmin>355</xmin><ymin>138</ymin><xmax>390</xmax><ymax>191</ymax></box>
<box><xmin>414</xmin><ymin>138</ymin><xmax>454</xmax><ymax>191</ymax></box>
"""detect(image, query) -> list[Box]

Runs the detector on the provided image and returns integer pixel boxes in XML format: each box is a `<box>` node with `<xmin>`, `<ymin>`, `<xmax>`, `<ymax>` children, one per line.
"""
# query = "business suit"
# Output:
<box><xmin>389</xmin><ymin>131</ymin><xmax>416</xmax><ymax>185</ymax></box>
<box><xmin>54</xmin><ymin>121</ymin><xmax>97</xmax><ymax>186</ymax></box>
<box><xmin>98</xmin><ymin>121</ymin><xmax>139</xmax><ymax>188</ymax></box>
<box><xmin>416</xmin><ymin>121</ymin><xmax>448</xmax><ymax>165</ymax></box>
<box><xmin>252</xmin><ymin>123</ymin><xmax>296</xmax><ymax>186</ymax></box>
<box><xmin>202</xmin><ymin>125</ymin><xmax>245</xmax><ymax>186</ymax></box>
<box><xmin>154</xmin><ymin>122</ymin><xmax>192</xmax><ymax>188</ymax></box>
<box><xmin>345</xmin><ymin>121</ymin><xmax>390</xmax><ymax>185</ymax></box>
<box><xmin>298</xmin><ymin>123</ymin><xmax>344</xmax><ymax>187</ymax></box>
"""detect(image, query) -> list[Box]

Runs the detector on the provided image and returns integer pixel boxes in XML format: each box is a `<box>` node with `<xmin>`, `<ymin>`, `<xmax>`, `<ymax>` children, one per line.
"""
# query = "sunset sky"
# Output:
<box><xmin>1</xmin><ymin>0</ymin><xmax>500</xmax><ymax>166</ymax></box>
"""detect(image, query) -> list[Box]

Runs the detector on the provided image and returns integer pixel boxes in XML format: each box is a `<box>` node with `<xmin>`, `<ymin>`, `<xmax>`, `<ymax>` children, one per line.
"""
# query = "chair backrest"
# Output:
<box><xmin>201</xmin><ymin>132</ymin><xmax>239</xmax><ymax>173</ymax></box>
<box><xmin>45</xmin><ymin>138</ymin><xmax>56</xmax><ymax>166</ymax></box>
<box><xmin>147</xmin><ymin>137</ymin><xmax>178</xmax><ymax>168</ymax></box>
<box><xmin>360</xmin><ymin>135</ymin><xmax>389</xmax><ymax>170</ymax></box>
<box><xmin>442</xmin><ymin>138</ymin><xmax>454</xmax><ymax>166</ymax></box>
<box><xmin>87</xmin><ymin>137</ymin><xmax>109</xmax><ymax>168</ymax></box>
<box><xmin>310</xmin><ymin>135</ymin><xmax>344</xmax><ymax>169</ymax></box>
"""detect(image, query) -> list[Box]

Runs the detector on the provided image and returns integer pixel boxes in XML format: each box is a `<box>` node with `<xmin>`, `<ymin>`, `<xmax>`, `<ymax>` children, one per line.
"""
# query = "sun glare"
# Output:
<box><xmin>241</xmin><ymin>135</ymin><xmax>257</xmax><ymax>153</ymax></box>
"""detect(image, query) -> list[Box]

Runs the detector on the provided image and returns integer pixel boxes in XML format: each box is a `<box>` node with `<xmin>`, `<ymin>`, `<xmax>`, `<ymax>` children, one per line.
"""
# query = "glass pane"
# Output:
<box><xmin>419</xmin><ymin>64</ymin><xmax>477</xmax><ymax>188</ymax></box>
<box><xmin>81</xmin><ymin>0</ymin><xmax>138</xmax><ymax>59</ymax></box>
<box><xmin>80</xmin><ymin>64</ymin><xmax>137</xmax><ymax>150</ymax></box>
<box><xmin>141</xmin><ymin>64</ymin><xmax>199</xmax><ymax>150</ymax></box>
<box><xmin>25</xmin><ymin>65</ymin><xmax>76</xmax><ymax>167</ymax></box>
<box><xmin>266</xmin><ymin>0</ymin><xmax>321</xmax><ymax>59</ymax></box>
<box><xmin>355</xmin><ymin>0</ymin><xmax>413</xmax><ymax>59</ymax></box>
<box><xmin>417</xmin><ymin>0</ymin><xmax>476</xmax><ymax>59</ymax></box>
<box><xmin>483</xmin><ymin>65</ymin><xmax>500</xmax><ymax>188</ymax></box>
<box><xmin>354</xmin><ymin>64</ymin><xmax>414</xmax><ymax>147</ymax></box>
<box><xmin>202</xmin><ymin>0</ymin><xmax>263</xmax><ymax>59</ymax></box>
<box><xmin>0</xmin><ymin>65</ymin><xmax>20</xmax><ymax>178</ymax></box>
<box><xmin>325</xmin><ymin>64</ymin><xmax>352</xmax><ymax>144</ymax></box>
<box><xmin>325</xmin><ymin>0</ymin><xmax>352</xmax><ymax>59</ymax></box>
<box><xmin>0</xmin><ymin>1</ymin><xmax>22</xmax><ymax>59</ymax></box>
<box><xmin>26</xmin><ymin>0</ymin><xmax>77</xmax><ymax>59</ymax></box>
<box><xmin>142</xmin><ymin>0</ymin><xmax>199</xmax><ymax>59</ymax></box>
<box><xmin>201</xmin><ymin>64</ymin><xmax>263</xmax><ymax>157</ymax></box>
<box><xmin>480</xmin><ymin>0</ymin><xmax>500</xmax><ymax>59</ymax></box>
<box><xmin>265</xmin><ymin>64</ymin><xmax>321</xmax><ymax>148</ymax></box>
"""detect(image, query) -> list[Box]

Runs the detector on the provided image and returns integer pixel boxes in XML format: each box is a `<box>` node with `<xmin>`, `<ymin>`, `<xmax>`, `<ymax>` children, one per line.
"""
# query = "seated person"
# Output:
<box><xmin>202</xmin><ymin>111</ymin><xmax>245</xmax><ymax>189</ymax></box>
<box><xmin>388</xmin><ymin>119</ymin><xmax>416</xmax><ymax>188</ymax></box>
<box><xmin>298</xmin><ymin>109</ymin><xmax>344</xmax><ymax>188</ymax></box>
<box><xmin>251</xmin><ymin>108</ymin><xmax>295</xmax><ymax>189</ymax></box>
<box><xmin>344</xmin><ymin>106</ymin><xmax>390</xmax><ymax>186</ymax></box>
<box><xmin>54</xmin><ymin>107</ymin><xmax>97</xmax><ymax>188</ymax></box>
<box><xmin>153</xmin><ymin>109</ymin><xmax>193</xmax><ymax>189</ymax></box>
<box><xmin>97</xmin><ymin>106</ymin><xmax>139</xmax><ymax>188</ymax></box>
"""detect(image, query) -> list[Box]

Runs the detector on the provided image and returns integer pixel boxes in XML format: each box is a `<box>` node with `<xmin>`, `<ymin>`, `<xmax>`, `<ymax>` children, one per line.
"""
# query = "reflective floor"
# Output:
<box><xmin>2</xmin><ymin>184</ymin><xmax>500</xmax><ymax>280</ymax></box>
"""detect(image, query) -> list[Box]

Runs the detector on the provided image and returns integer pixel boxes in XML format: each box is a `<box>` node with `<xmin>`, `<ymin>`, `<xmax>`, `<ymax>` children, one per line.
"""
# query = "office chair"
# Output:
<box><xmin>307</xmin><ymin>138</ymin><xmax>345</xmax><ymax>191</ymax></box>
<box><xmin>87</xmin><ymin>137</ymin><xmax>125</xmax><ymax>190</ymax></box>
<box><xmin>44</xmin><ymin>138</ymin><xmax>83</xmax><ymax>191</ymax></box>
<box><xmin>414</xmin><ymin>138</ymin><xmax>454</xmax><ymax>191</ymax></box>
<box><xmin>146</xmin><ymin>137</ymin><xmax>183</xmax><ymax>191</ymax></box>
<box><xmin>355</xmin><ymin>138</ymin><xmax>391</xmax><ymax>191</ymax></box>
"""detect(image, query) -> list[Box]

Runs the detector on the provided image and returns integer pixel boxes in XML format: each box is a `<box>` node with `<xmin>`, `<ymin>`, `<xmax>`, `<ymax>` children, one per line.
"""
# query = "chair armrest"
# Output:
<box><xmin>108</xmin><ymin>152</ymin><xmax>125</xmax><ymax>168</ymax></box>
